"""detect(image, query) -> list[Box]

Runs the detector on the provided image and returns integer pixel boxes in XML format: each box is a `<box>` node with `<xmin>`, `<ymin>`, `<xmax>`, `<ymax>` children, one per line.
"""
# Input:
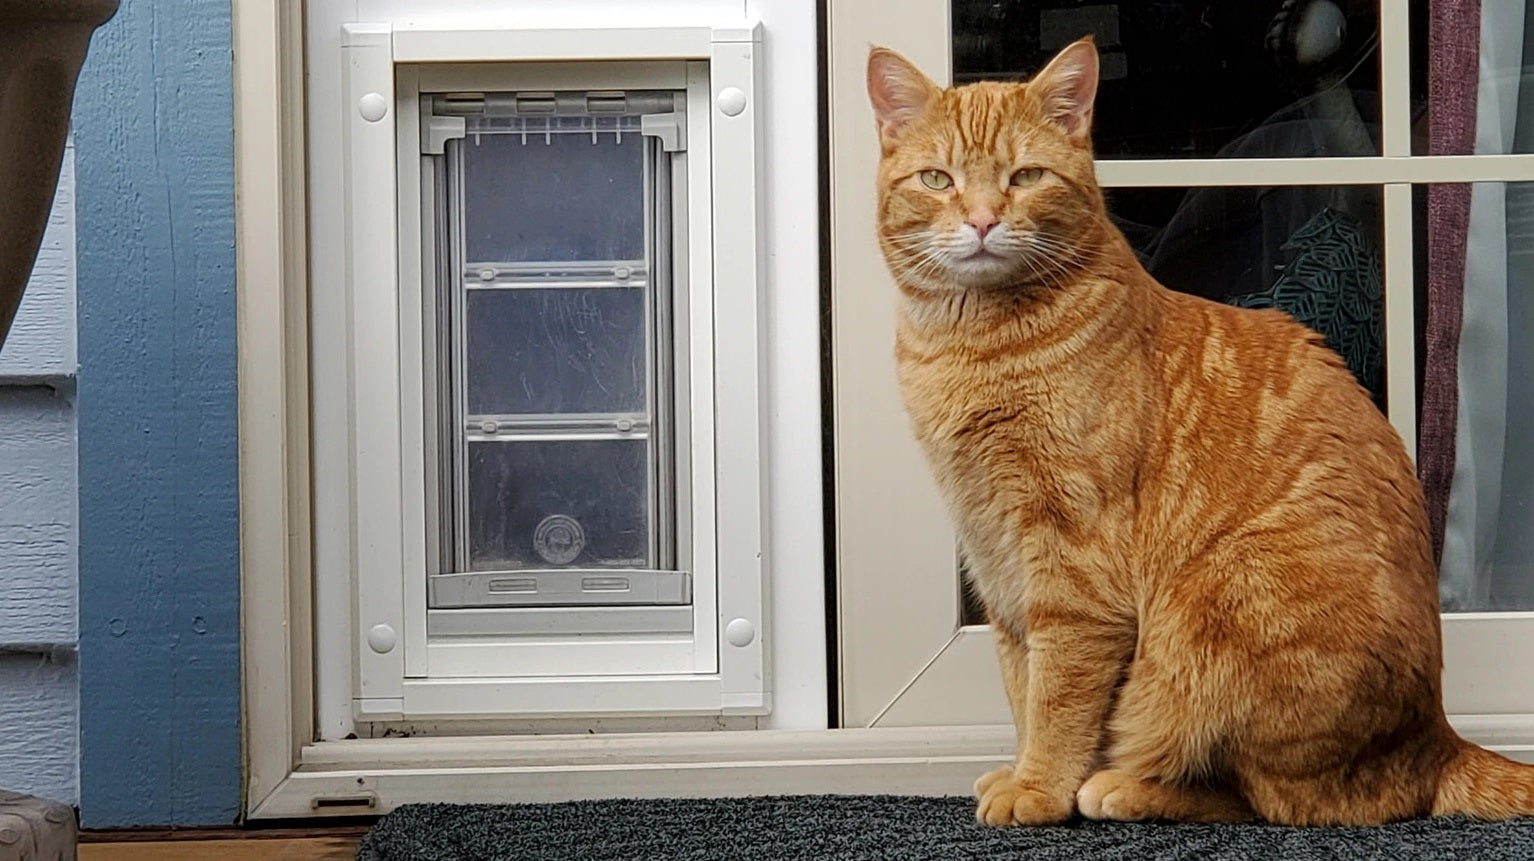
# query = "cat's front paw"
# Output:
<box><xmin>972</xmin><ymin>766</ymin><xmax>1015</xmax><ymax>799</ymax></box>
<box><xmin>1075</xmin><ymin>770</ymin><xmax>1145</xmax><ymax>821</ymax></box>
<box><xmin>974</xmin><ymin>773</ymin><xmax>1074</xmax><ymax>826</ymax></box>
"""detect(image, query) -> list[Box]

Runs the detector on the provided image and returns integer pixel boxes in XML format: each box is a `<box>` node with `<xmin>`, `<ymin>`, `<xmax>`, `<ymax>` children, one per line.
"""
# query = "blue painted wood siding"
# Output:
<box><xmin>73</xmin><ymin>0</ymin><xmax>242</xmax><ymax>828</ymax></box>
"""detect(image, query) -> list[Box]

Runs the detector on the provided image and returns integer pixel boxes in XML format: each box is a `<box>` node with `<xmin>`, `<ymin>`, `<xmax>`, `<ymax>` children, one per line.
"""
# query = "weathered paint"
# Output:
<box><xmin>72</xmin><ymin>0</ymin><xmax>240</xmax><ymax>828</ymax></box>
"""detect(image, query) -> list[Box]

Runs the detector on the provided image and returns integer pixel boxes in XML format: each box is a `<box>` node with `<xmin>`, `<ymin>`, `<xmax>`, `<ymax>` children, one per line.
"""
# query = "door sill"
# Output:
<box><xmin>248</xmin><ymin>717</ymin><xmax>1534</xmax><ymax>819</ymax></box>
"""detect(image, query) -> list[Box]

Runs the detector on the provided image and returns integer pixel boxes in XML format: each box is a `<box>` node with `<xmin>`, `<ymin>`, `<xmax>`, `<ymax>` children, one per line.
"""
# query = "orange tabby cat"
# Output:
<box><xmin>866</xmin><ymin>37</ymin><xmax>1534</xmax><ymax>827</ymax></box>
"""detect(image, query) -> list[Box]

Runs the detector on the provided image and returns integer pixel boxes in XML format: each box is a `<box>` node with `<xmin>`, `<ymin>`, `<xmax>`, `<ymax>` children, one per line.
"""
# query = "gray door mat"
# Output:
<box><xmin>355</xmin><ymin>794</ymin><xmax>1534</xmax><ymax>860</ymax></box>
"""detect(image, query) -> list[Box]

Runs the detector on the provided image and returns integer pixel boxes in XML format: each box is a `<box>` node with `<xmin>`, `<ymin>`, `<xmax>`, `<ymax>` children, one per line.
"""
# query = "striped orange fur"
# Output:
<box><xmin>866</xmin><ymin>37</ymin><xmax>1534</xmax><ymax>827</ymax></box>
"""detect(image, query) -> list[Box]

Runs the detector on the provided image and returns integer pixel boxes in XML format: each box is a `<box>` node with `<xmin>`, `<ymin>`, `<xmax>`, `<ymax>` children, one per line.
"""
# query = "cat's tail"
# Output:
<box><xmin>1433</xmin><ymin>739</ymin><xmax>1534</xmax><ymax>819</ymax></box>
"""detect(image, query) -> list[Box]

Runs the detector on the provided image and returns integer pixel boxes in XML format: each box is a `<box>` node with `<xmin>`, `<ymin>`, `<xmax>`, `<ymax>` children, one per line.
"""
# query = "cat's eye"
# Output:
<box><xmin>918</xmin><ymin>169</ymin><xmax>953</xmax><ymax>191</ymax></box>
<box><xmin>1010</xmin><ymin>168</ymin><xmax>1045</xmax><ymax>187</ymax></box>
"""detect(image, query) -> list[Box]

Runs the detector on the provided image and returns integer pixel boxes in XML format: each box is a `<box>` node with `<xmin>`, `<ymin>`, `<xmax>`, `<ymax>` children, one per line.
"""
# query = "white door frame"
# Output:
<box><xmin>236</xmin><ymin>0</ymin><xmax>1534</xmax><ymax>820</ymax></box>
<box><xmin>234</xmin><ymin>0</ymin><xmax>315</xmax><ymax>809</ymax></box>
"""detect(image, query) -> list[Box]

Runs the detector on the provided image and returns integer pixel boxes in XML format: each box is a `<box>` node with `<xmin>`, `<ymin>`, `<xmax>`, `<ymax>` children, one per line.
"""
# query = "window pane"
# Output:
<box><xmin>1421</xmin><ymin>182</ymin><xmax>1534</xmax><ymax>611</ymax></box>
<box><xmin>952</xmin><ymin>1</ymin><xmax>1382</xmax><ymax>159</ymax></box>
<box><xmin>466</xmin><ymin>438</ymin><xmax>651</xmax><ymax>572</ymax></box>
<box><xmin>465</xmin><ymin>287</ymin><xmax>647</xmax><ymax>416</ymax></box>
<box><xmin>460</xmin><ymin>130</ymin><xmax>645</xmax><ymax>262</ymax></box>
<box><xmin>1411</xmin><ymin>2</ymin><xmax>1534</xmax><ymax>155</ymax></box>
<box><xmin>1110</xmin><ymin>183</ymin><xmax>1386</xmax><ymax>405</ymax></box>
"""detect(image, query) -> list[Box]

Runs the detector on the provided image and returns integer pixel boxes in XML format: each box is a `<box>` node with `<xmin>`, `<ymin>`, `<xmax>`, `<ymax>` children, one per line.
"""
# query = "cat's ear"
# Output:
<box><xmin>867</xmin><ymin>47</ymin><xmax>939</xmax><ymax>150</ymax></box>
<box><xmin>1028</xmin><ymin>37</ymin><xmax>1099</xmax><ymax>140</ymax></box>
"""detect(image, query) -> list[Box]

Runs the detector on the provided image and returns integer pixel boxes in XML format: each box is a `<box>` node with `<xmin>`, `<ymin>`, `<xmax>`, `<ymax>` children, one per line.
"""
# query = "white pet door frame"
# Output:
<box><xmin>340</xmin><ymin>23</ymin><xmax>769</xmax><ymax>721</ymax></box>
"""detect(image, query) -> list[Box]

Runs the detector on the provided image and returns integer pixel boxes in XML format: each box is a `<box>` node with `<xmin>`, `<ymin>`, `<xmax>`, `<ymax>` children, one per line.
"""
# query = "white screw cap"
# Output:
<box><xmin>367</xmin><ymin>623</ymin><xmax>398</xmax><ymax>654</ymax></box>
<box><xmin>725</xmin><ymin>617</ymin><xmax>756</xmax><ymax>647</ymax></box>
<box><xmin>358</xmin><ymin>92</ymin><xmax>388</xmax><ymax>122</ymax></box>
<box><xmin>716</xmin><ymin>87</ymin><xmax>747</xmax><ymax>117</ymax></box>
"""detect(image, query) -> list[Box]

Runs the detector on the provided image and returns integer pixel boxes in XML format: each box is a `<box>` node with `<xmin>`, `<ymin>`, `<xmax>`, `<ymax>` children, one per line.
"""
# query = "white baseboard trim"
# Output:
<box><xmin>1448</xmin><ymin>713</ymin><xmax>1534</xmax><ymax>751</ymax></box>
<box><xmin>247</xmin><ymin>718</ymin><xmax>1534</xmax><ymax>820</ymax></box>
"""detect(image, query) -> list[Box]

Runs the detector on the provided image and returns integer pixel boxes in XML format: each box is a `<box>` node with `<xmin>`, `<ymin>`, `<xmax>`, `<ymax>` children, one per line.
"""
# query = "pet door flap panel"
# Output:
<box><xmin>461</xmin><ymin>129</ymin><xmax>645</xmax><ymax>264</ymax></box>
<box><xmin>464</xmin><ymin>287</ymin><xmax>648</xmax><ymax>416</ymax></box>
<box><xmin>428</xmin><ymin>87</ymin><xmax>684</xmax><ymax>615</ymax></box>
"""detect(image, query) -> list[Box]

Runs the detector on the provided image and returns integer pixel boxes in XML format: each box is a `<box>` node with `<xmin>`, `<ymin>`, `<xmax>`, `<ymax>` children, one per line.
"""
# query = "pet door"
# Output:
<box><xmin>344</xmin><ymin>25</ymin><xmax>765</xmax><ymax>717</ymax></box>
<box><xmin>422</xmin><ymin>91</ymin><xmax>692</xmax><ymax>624</ymax></box>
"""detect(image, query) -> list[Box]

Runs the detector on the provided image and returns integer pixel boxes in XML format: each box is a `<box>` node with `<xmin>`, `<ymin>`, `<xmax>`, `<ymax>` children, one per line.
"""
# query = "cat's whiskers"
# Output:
<box><xmin>1010</xmin><ymin>243</ymin><xmax>1070</xmax><ymax>289</ymax></box>
<box><xmin>885</xmin><ymin>228</ymin><xmax>994</xmax><ymax>288</ymax></box>
<box><xmin>882</xmin><ymin>231</ymin><xmax>940</xmax><ymax>249</ymax></box>
<box><xmin>888</xmin><ymin>225</ymin><xmax>1096</xmax><ymax>293</ymax></box>
<box><xmin>1015</xmin><ymin>231</ymin><xmax>1092</xmax><ymax>289</ymax></box>
<box><xmin>1027</xmin><ymin>244</ymin><xmax>1075</xmax><ymax>279</ymax></box>
<box><xmin>1023</xmin><ymin>229</ymin><xmax>1089</xmax><ymax>261</ymax></box>
<box><xmin>884</xmin><ymin>239</ymin><xmax>954</xmax><ymax>290</ymax></box>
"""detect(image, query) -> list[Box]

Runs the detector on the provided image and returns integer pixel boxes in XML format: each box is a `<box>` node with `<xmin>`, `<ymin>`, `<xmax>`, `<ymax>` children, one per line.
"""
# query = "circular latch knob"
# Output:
<box><xmin>534</xmin><ymin>514</ymin><xmax>585</xmax><ymax>565</ymax></box>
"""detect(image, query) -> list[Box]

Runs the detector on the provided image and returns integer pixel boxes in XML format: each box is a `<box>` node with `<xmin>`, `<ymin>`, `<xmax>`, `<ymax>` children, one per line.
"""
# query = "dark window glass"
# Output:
<box><xmin>1109</xmin><ymin>183</ymin><xmax>1386</xmax><ymax>406</ymax></box>
<box><xmin>952</xmin><ymin>1</ymin><xmax>1383</xmax><ymax>159</ymax></box>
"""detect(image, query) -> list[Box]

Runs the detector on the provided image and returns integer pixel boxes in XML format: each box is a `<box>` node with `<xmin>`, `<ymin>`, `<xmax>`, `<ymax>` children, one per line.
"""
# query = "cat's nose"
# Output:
<box><xmin>969</xmin><ymin>213</ymin><xmax>998</xmax><ymax>238</ymax></box>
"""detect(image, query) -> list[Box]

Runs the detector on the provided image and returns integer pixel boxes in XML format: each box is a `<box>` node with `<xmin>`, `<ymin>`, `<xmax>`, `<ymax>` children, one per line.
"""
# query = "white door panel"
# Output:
<box><xmin>827</xmin><ymin>0</ymin><xmax>957</xmax><ymax>727</ymax></box>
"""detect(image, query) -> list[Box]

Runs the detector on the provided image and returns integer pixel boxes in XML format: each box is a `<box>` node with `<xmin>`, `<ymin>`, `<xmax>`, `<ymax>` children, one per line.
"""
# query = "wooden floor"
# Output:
<box><xmin>79</xmin><ymin>829</ymin><xmax>364</xmax><ymax>860</ymax></box>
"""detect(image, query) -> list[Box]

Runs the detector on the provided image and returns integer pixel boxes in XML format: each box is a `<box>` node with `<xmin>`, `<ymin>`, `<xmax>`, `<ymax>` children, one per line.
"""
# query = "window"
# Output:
<box><xmin>339</xmin><ymin>25</ymin><xmax>768</xmax><ymax>720</ymax></box>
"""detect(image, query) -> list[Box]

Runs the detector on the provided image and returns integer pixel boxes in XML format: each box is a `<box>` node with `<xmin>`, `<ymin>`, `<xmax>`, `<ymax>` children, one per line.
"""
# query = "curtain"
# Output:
<box><xmin>1421</xmin><ymin>0</ymin><xmax>1479</xmax><ymax>571</ymax></box>
<box><xmin>1435</xmin><ymin>0</ymin><xmax>1534</xmax><ymax>610</ymax></box>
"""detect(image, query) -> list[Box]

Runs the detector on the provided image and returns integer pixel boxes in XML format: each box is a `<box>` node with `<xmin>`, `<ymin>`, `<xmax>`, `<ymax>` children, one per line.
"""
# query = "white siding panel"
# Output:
<box><xmin>0</xmin><ymin>388</ymin><xmax>78</xmax><ymax>645</ymax></box>
<box><xmin>0</xmin><ymin>126</ymin><xmax>80</xmax><ymax>808</ymax></box>
<box><xmin>0</xmin><ymin>141</ymin><xmax>77</xmax><ymax>379</ymax></box>
<box><xmin>0</xmin><ymin>656</ymin><xmax>78</xmax><ymax>803</ymax></box>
